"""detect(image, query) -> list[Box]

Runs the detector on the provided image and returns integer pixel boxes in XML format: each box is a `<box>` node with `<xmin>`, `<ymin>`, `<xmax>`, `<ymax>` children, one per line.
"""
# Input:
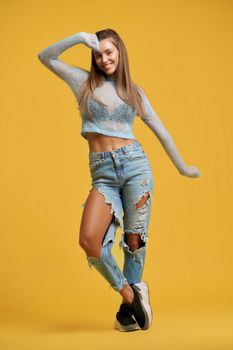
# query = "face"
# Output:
<box><xmin>94</xmin><ymin>38</ymin><xmax>119</xmax><ymax>77</ymax></box>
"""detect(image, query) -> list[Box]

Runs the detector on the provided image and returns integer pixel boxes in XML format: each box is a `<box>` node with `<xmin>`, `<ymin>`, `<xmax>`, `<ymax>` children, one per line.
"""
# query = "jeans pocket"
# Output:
<box><xmin>89</xmin><ymin>158</ymin><xmax>104</xmax><ymax>172</ymax></box>
<box><xmin>127</xmin><ymin>148</ymin><xmax>145</xmax><ymax>160</ymax></box>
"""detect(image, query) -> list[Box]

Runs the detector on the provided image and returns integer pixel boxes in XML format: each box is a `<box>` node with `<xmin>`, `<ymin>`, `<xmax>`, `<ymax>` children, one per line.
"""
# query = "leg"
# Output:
<box><xmin>118</xmin><ymin>189</ymin><xmax>154</xmax><ymax>330</ymax></box>
<box><xmin>121</xmin><ymin>186</ymin><xmax>153</xmax><ymax>285</ymax></box>
<box><xmin>119</xmin><ymin>192</ymin><xmax>149</xmax><ymax>303</ymax></box>
<box><xmin>79</xmin><ymin>187</ymin><xmax>114</xmax><ymax>258</ymax></box>
<box><xmin>79</xmin><ymin>187</ymin><xmax>132</xmax><ymax>295</ymax></box>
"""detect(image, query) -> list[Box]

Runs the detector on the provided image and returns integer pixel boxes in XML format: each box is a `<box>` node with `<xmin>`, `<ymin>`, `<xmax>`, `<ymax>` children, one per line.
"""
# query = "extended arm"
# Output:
<box><xmin>37</xmin><ymin>32</ymin><xmax>99</xmax><ymax>97</ymax></box>
<box><xmin>138</xmin><ymin>87</ymin><xmax>201</xmax><ymax>177</ymax></box>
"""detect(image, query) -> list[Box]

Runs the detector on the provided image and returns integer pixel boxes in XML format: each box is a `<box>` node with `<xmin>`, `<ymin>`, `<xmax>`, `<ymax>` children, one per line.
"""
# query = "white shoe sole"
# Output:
<box><xmin>114</xmin><ymin>318</ymin><xmax>140</xmax><ymax>332</ymax></box>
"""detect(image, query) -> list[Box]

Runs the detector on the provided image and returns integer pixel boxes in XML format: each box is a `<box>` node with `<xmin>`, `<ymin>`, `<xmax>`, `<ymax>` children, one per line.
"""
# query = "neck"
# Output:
<box><xmin>106</xmin><ymin>74</ymin><xmax>116</xmax><ymax>82</ymax></box>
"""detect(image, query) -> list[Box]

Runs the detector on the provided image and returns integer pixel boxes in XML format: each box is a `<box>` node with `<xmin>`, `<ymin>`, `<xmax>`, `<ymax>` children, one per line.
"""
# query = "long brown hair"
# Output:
<box><xmin>77</xmin><ymin>28</ymin><xmax>145</xmax><ymax>117</ymax></box>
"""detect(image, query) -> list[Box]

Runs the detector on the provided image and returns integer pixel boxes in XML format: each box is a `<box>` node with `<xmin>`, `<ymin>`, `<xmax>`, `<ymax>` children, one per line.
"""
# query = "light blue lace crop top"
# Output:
<box><xmin>38</xmin><ymin>32</ymin><xmax>192</xmax><ymax>175</ymax></box>
<box><xmin>37</xmin><ymin>32</ymin><xmax>162</xmax><ymax>141</ymax></box>
<box><xmin>80</xmin><ymin>75</ymin><xmax>138</xmax><ymax>140</ymax></box>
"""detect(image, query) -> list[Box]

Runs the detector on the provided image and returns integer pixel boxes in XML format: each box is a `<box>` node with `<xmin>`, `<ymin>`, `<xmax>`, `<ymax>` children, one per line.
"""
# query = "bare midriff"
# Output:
<box><xmin>87</xmin><ymin>132</ymin><xmax>136</xmax><ymax>152</ymax></box>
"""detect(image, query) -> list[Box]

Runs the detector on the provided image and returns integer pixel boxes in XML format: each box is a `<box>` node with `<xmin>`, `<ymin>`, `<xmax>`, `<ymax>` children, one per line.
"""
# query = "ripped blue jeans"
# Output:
<box><xmin>81</xmin><ymin>140</ymin><xmax>154</xmax><ymax>292</ymax></box>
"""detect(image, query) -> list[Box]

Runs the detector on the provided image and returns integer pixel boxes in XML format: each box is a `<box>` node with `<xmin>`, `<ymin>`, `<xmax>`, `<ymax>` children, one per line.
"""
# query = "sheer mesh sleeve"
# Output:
<box><xmin>138</xmin><ymin>87</ymin><xmax>187</xmax><ymax>174</ymax></box>
<box><xmin>37</xmin><ymin>32</ymin><xmax>89</xmax><ymax>97</ymax></box>
<box><xmin>137</xmin><ymin>86</ymin><xmax>167</xmax><ymax>140</ymax></box>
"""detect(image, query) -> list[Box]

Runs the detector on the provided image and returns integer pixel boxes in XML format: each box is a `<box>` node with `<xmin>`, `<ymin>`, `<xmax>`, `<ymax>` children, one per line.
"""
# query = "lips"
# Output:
<box><xmin>103</xmin><ymin>63</ymin><xmax>113</xmax><ymax>68</ymax></box>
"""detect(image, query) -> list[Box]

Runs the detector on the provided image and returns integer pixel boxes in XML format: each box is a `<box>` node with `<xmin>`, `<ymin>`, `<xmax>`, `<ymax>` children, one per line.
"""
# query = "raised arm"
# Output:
<box><xmin>37</xmin><ymin>32</ymin><xmax>99</xmax><ymax>97</ymax></box>
<box><xmin>137</xmin><ymin>87</ymin><xmax>201</xmax><ymax>178</ymax></box>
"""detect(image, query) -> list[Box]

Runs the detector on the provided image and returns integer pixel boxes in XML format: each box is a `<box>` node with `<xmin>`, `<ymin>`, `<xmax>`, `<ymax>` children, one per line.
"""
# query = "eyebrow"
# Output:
<box><xmin>94</xmin><ymin>49</ymin><xmax>112</xmax><ymax>55</ymax></box>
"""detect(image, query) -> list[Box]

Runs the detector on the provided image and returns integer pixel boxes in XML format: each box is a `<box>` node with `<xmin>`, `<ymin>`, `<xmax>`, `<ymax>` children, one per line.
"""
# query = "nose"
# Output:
<box><xmin>102</xmin><ymin>54</ymin><xmax>110</xmax><ymax>64</ymax></box>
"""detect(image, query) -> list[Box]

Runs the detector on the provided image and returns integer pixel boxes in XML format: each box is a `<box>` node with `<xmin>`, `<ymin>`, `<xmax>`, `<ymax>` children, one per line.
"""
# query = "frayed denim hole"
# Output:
<box><xmin>91</xmin><ymin>186</ymin><xmax>124</xmax><ymax>231</ymax></box>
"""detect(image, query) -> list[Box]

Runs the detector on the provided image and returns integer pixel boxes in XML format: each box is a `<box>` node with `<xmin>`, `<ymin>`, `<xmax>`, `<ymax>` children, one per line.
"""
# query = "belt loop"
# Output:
<box><xmin>122</xmin><ymin>147</ymin><xmax>128</xmax><ymax>155</ymax></box>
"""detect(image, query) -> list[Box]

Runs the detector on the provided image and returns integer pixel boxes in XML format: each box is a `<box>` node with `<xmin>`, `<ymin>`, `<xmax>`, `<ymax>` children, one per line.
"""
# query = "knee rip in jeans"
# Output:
<box><xmin>124</xmin><ymin>190</ymin><xmax>152</xmax><ymax>251</ymax></box>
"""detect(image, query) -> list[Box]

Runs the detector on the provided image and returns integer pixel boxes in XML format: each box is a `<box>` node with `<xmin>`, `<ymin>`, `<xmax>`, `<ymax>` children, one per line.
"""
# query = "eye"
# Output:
<box><xmin>95</xmin><ymin>54</ymin><xmax>101</xmax><ymax>59</ymax></box>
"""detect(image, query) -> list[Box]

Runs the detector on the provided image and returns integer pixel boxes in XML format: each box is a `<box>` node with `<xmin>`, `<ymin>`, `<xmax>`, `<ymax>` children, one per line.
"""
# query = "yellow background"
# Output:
<box><xmin>1</xmin><ymin>0</ymin><xmax>232</xmax><ymax>349</ymax></box>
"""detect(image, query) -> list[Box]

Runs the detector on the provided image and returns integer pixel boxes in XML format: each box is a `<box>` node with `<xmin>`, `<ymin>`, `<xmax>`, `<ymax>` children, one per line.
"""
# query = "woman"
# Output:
<box><xmin>38</xmin><ymin>28</ymin><xmax>201</xmax><ymax>332</ymax></box>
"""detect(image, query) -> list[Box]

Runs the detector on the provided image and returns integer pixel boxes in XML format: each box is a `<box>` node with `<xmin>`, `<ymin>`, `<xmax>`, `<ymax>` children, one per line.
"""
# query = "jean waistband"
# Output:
<box><xmin>89</xmin><ymin>140</ymin><xmax>142</xmax><ymax>160</ymax></box>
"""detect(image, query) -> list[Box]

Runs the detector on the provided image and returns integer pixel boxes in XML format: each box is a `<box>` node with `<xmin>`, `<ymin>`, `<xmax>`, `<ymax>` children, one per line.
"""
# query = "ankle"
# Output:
<box><xmin>122</xmin><ymin>291</ymin><xmax>134</xmax><ymax>304</ymax></box>
<box><xmin>119</xmin><ymin>283</ymin><xmax>135</xmax><ymax>304</ymax></box>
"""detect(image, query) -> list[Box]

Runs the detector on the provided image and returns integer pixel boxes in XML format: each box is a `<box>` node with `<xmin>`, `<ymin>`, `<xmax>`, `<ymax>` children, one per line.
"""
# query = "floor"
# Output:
<box><xmin>1</xmin><ymin>305</ymin><xmax>233</xmax><ymax>350</ymax></box>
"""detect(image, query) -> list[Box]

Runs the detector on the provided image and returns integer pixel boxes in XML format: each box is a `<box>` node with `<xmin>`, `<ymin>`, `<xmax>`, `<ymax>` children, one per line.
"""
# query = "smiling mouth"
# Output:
<box><xmin>103</xmin><ymin>63</ymin><xmax>113</xmax><ymax>69</ymax></box>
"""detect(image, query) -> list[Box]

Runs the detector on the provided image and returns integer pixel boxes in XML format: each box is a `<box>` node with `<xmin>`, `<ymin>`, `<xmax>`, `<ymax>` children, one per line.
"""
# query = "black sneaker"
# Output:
<box><xmin>130</xmin><ymin>281</ymin><xmax>153</xmax><ymax>330</ymax></box>
<box><xmin>114</xmin><ymin>303</ymin><xmax>140</xmax><ymax>332</ymax></box>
